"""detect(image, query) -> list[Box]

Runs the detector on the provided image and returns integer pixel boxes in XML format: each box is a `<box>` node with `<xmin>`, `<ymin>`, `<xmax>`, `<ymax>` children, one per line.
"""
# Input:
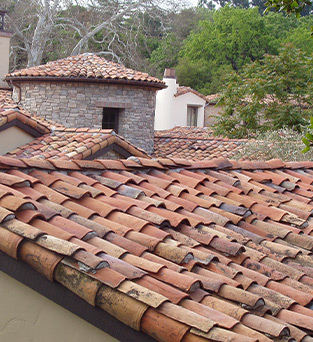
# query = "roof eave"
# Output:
<box><xmin>4</xmin><ymin>76</ymin><xmax>167</xmax><ymax>90</ymax></box>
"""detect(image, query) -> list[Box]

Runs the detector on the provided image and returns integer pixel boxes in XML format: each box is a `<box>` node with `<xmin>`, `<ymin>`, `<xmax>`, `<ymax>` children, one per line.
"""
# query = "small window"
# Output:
<box><xmin>187</xmin><ymin>106</ymin><xmax>198</xmax><ymax>126</ymax></box>
<box><xmin>102</xmin><ymin>108</ymin><xmax>119</xmax><ymax>132</ymax></box>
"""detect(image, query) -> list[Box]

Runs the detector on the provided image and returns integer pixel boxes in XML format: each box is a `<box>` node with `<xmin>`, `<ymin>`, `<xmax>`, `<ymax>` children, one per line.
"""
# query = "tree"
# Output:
<box><xmin>214</xmin><ymin>44</ymin><xmax>313</xmax><ymax>138</ymax></box>
<box><xmin>176</xmin><ymin>6</ymin><xmax>278</xmax><ymax>94</ymax></box>
<box><xmin>3</xmin><ymin>0</ymin><xmax>176</xmax><ymax>68</ymax></box>
<box><xmin>265</xmin><ymin>0</ymin><xmax>312</xmax><ymax>16</ymax></box>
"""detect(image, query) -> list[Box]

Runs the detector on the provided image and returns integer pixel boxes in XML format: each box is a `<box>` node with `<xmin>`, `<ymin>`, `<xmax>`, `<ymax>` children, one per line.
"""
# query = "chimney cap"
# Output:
<box><xmin>163</xmin><ymin>68</ymin><xmax>176</xmax><ymax>79</ymax></box>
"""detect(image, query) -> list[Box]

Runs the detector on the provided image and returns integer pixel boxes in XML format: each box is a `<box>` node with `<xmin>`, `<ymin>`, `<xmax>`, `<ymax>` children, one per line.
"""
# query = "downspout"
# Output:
<box><xmin>8</xmin><ymin>80</ymin><xmax>21</xmax><ymax>103</ymax></box>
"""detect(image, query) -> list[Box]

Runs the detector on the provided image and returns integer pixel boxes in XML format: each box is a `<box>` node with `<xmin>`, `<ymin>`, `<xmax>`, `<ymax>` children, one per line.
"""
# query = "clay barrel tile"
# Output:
<box><xmin>135</xmin><ymin>275</ymin><xmax>189</xmax><ymax>304</ymax></box>
<box><xmin>122</xmin><ymin>253</ymin><xmax>164</xmax><ymax>273</ymax></box>
<box><xmin>191</xmin><ymin>326</ymin><xmax>258</xmax><ymax>342</ymax></box>
<box><xmin>0</xmin><ymin>195</ymin><xmax>36</xmax><ymax>212</ymax></box>
<box><xmin>35</xmin><ymin>234</ymin><xmax>82</xmax><ymax>256</ymax></box>
<box><xmin>266</xmin><ymin>280</ymin><xmax>313</xmax><ymax>306</ymax></box>
<box><xmin>0</xmin><ymin>206</ymin><xmax>15</xmax><ymax>223</ymax></box>
<box><xmin>93</xmin><ymin>215</ymin><xmax>130</xmax><ymax>236</ymax></box>
<box><xmin>88</xmin><ymin>236</ymin><xmax>127</xmax><ymax>259</ymax></box>
<box><xmin>51</xmin><ymin>180</ymin><xmax>91</xmax><ymax>199</ymax></box>
<box><xmin>49</xmin><ymin>215</ymin><xmax>93</xmax><ymax>239</ymax></box>
<box><xmin>54</xmin><ymin>263</ymin><xmax>101</xmax><ymax>305</ymax></box>
<box><xmin>72</xmin><ymin>249</ymin><xmax>108</xmax><ymax>270</ymax></box>
<box><xmin>118</xmin><ymin>280</ymin><xmax>168</xmax><ymax>307</ymax></box>
<box><xmin>38</xmin><ymin>198</ymin><xmax>74</xmax><ymax>218</ymax></box>
<box><xmin>182</xmin><ymin>270</ymin><xmax>225</xmax><ymax>293</ymax></box>
<box><xmin>154</xmin><ymin>242</ymin><xmax>194</xmax><ymax>264</ymax></box>
<box><xmin>18</xmin><ymin>240</ymin><xmax>62</xmax><ymax>281</ymax></box>
<box><xmin>241</xmin><ymin>313</ymin><xmax>289</xmax><ymax>338</ymax></box>
<box><xmin>232</xmin><ymin>323</ymin><xmax>273</xmax><ymax>342</ymax></box>
<box><xmin>0</xmin><ymin>225</ymin><xmax>24</xmax><ymax>259</ymax></box>
<box><xmin>277</xmin><ymin>309</ymin><xmax>313</xmax><ymax>331</ymax></box>
<box><xmin>107</xmin><ymin>211</ymin><xmax>149</xmax><ymax>231</ymax></box>
<box><xmin>105</xmin><ymin>232</ymin><xmax>148</xmax><ymax>256</ymax></box>
<box><xmin>0</xmin><ymin>173</ymin><xmax>31</xmax><ymax>187</ymax></box>
<box><xmin>2</xmin><ymin>218</ymin><xmax>44</xmax><ymax>239</ymax></box>
<box><xmin>152</xmin><ymin>268</ymin><xmax>201</xmax><ymax>292</ymax></box>
<box><xmin>180</xmin><ymin>299</ymin><xmax>238</xmax><ymax>329</ymax></box>
<box><xmin>248</xmin><ymin>284</ymin><xmax>295</xmax><ymax>310</ymax></box>
<box><xmin>264</xmin><ymin>313</ymin><xmax>308</xmax><ymax>342</ymax></box>
<box><xmin>29</xmin><ymin>170</ymin><xmax>59</xmax><ymax>186</ymax></box>
<box><xmin>218</xmin><ymin>284</ymin><xmax>265</xmax><ymax>309</ymax></box>
<box><xmin>140</xmin><ymin>308</ymin><xmax>190</xmax><ymax>342</ymax></box>
<box><xmin>62</xmin><ymin>200</ymin><xmax>96</xmax><ymax>219</ymax></box>
<box><xmin>75</xmin><ymin>196</ymin><xmax>117</xmax><ymax>217</ymax></box>
<box><xmin>71</xmin><ymin>215</ymin><xmax>111</xmax><ymax>238</ymax></box>
<box><xmin>99</xmin><ymin>253</ymin><xmax>146</xmax><ymax>279</ymax></box>
<box><xmin>128</xmin><ymin>206</ymin><xmax>170</xmax><ymax>226</ymax></box>
<box><xmin>16</xmin><ymin>186</ymin><xmax>47</xmax><ymax>201</ymax></box>
<box><xmin>200</xmin><ymin>295</ymin><xmax>248</xmax><ymax>322</ymax></box>
<box><xmin>158</xmin><ymin>301</ymin><xmax>215</xmax><ymax>333</ymax></box>
<box><xmin>15</xmin><ymin>209</ymin><xmax>45</xmax><ymax>223</ymax></box>
<box><xmin>125</xmin><ymin>230</ymin><xmax>161</xmax><ymax>250</ymax></box>
<box><xmin>181</xmin><ymin>332</ymin><xmax>211</xmax><ymax>342</ymax></box>
<box><xmin>165</xmin><ymin>228</ymin><xmax>200</xmax><ymax>248</ymax></box>
<box><xmin>31</xmin><ymin>218</ymin><xmax>74</xmax><ymax>241</ymax></box>
<box><xmin>91</xmin><ymin>266</ymin><xmax>126</xmax><ymax>288</ymax></box>
<box><xmin>96</xmin><ymin>284</ymin><xmax>148</xmax><ymax>331</ymax></box>
<box><xmin>33</xmin><ymin>183</ymin><xmax>69</xmax><ymax>204</ymax></box>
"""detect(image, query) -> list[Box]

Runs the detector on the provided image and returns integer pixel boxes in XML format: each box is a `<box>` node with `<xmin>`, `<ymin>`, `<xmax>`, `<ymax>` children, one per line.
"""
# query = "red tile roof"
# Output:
<box><xmin>1</xmin><ymin>156</ymin><xmax>313</xmax><ymax>341</ymax></box>
<box><xmin>154</xmin><ymin>127</ymin><xmax>247</xmax><ymax>160</ymax></box>
<box><xmin>175</xmin><ymin>86</ymin><xmax>207</xmax><ymax>102</ymax></box>
<box><xmin>6</xmin><ymin>129</ymin><xmax>150</xmax><ymax>160</ymax></box>
<box><xmin>5</xmin><ymin>54</ymin><xmax>165</xmax><ymax>88</ymax></box>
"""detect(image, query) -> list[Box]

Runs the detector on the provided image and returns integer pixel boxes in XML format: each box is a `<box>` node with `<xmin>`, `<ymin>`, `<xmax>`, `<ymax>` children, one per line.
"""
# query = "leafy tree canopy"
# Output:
<box><xmin>214</xmin><ymin>43</ymin><xmax>313</xmax><ymax>138</ymax></box>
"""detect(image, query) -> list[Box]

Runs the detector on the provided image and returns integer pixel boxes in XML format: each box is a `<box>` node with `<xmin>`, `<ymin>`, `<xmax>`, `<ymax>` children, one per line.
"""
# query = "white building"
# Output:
<box><xmin>155</xmin><ymin>69</ymin><xmax>206</xmax><ymax>130</ymax></box>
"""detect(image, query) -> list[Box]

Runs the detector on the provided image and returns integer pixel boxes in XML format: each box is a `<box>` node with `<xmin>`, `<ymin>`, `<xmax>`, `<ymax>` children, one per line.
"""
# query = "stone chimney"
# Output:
<box><xmin>0</xmin><ymin>9</ymin><xmax>12</xmax><ymax>89</ymax></box>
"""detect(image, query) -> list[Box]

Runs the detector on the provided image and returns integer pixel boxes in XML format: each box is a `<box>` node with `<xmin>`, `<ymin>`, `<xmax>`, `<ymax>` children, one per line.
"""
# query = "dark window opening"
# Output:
<box><xmin>187</xmin><ymin>106</ymin><xmax>198</xmax><ymax>126</ymax></box>
<box><xmin>102</xmin><ymin>108</ymin><xmax>120</xmax><ymax>132</ymax></box>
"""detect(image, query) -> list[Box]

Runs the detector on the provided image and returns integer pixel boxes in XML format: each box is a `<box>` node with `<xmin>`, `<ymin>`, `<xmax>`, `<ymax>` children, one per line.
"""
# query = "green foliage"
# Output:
<box><xmin>182</xmin><ymin>7</ymin><xmax>273</xmax><ymax>72</ymax></box>
<box><xmin>264</xmin><ymin>0</ymin><xmax>312</xmax><ymax>16</ymax></box>
<box><xmin>214</xmin><ymin>44</ymin><xmax>313</xmax><ymax>138</ymax></box>
<box><xmin>235</xmin><ymin>128</ymin><xmax>313</xmax><ymax>161</ymax></box>
<box><xmin>302</xmin><ymin>117</ymin><xmax>313</xmax><ymax>152</ymax></box>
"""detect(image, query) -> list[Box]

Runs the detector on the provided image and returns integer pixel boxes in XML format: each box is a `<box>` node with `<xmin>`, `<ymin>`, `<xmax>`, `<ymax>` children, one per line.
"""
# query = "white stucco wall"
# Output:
<box><xmin>0</xmin><ymin>32</ymin><xmax>11</xmax><ymax>89</ymax></box>
<box><xmin>155</xmin><ymin>78</ymin><xmax>206</xmax><ymax>130</ymax></box>
<box><xmin>174</xmin><ymin>92</ymin><xmax>205</xmax><ymax>127</ymax></box>
<box><xmin>0</xmin><ymin>271</ymin><xmax>118</xmax><ymax>342</ymax></box>
<box><xmin>155</xmin><ymin>78</ymin><xmax>177</xmax><ymax>130</ymax></box>
<box><xmin>0</xmin><ymin>126</ymin><xmax>35</xmax><ymax>155</ymax></box>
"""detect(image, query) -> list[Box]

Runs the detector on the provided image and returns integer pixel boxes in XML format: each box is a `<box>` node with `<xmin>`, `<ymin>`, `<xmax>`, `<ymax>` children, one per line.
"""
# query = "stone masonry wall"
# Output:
<box><xmin>15</xmin><ymin>81</ymin><xmax>157</xmax><ymax>154</ymax></box>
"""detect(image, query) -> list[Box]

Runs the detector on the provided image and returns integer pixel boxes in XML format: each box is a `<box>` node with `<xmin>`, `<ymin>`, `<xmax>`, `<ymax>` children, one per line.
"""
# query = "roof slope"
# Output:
<box><xmin>5</xmin><ymin>54</ymin><xmax>165</xmax><ymax>88</ymax></box>
<box><xmin>175</xmin><ymin>86</ymin><xmax>207</xmax><ymax>102</ymax></box>
<box><xmin>5</xmin><ymin>129</ymin><xmax>150</xmax><ymax>160</ymax></box>
<box><xmin>154</xmin><ymin>127</ymin><xmax>247</xmax><ymax>160</ymax></box>
<box><xmin>0</xmin><ymin>156</ymin><xmax>313</xmax><ymax>341</ymax></box>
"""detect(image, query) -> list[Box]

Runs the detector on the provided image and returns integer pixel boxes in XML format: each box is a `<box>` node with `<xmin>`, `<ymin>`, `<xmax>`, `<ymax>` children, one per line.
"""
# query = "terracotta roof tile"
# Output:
<box><xmin>2</xmin><ymin>156</ymin><xmax>313</xmax><ymax>341</ymax></box>
<box><xmin>5</xmin><ymin>53</ymin><xmax>165</xmax><ymax>88</ymax></box>
<box><xmin>154</xmin><ymin>127</ymin><xmax>247</xmax><ymax>161</ymax></box>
